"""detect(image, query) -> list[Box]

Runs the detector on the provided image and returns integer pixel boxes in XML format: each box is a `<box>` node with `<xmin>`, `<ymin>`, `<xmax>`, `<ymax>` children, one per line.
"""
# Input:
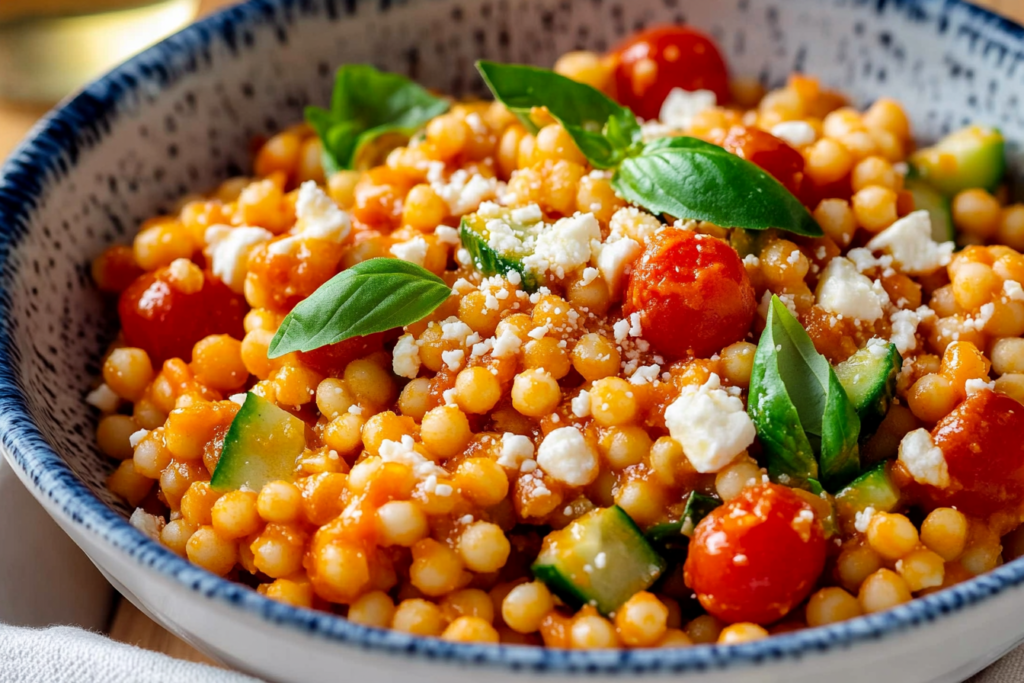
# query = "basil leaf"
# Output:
<box><xmin>476</xmin><ymin>61</ymin><xmax>641</xmax><ymax>169</ymax></box>
<box><xmin>748</xmin><ymin>296</ymin><xmax>860</xmax><ymax>492</ymax></box>
<box><xmin>306</xmin><ymin>64</ymin><xmax>450</xmax><ymax>173</ymax></box>
<box><xmin>268</xmin><ymin>258</ymin><xmax>452</xmax><ymax>358</ymax></box>
<box><xmin>611</xmin><ymin>136</ymin><xmax>823</xmax><ymax>237</ymax></box>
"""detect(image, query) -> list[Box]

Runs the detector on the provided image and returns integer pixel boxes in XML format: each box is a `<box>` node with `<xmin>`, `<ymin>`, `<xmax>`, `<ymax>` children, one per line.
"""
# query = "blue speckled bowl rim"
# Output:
<box><xmin>2</xmin><ymin>0</ymin><xmax>1024</xmax><ymax>674</ymax></box>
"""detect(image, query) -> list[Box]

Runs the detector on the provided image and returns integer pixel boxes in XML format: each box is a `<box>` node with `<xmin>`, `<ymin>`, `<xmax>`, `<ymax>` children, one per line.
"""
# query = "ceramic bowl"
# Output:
<box><xmin>3</xmin><ymin>0</ymin><xmax>1024</xmax><ymax>681</ymax></box>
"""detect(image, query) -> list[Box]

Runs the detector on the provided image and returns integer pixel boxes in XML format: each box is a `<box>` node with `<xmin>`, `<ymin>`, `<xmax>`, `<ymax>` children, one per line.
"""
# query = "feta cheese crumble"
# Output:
<box><xmin>204</xmin><ymin>225</ymin><xmax>273</xmax><ymax>292</ymax></box>
<box><xmin>658</xmin><ymin>88</ymin><xmax>717</xmax><ymax>130</ymax></box>
<box><xmin>522</xmin><ymin>212</ymin><xmax>601</xmax><ymax>278</ymax></box>
<box><xmin>595</xmin><ymin>236</ymin><xmax>643</xmax><ymax>297</ymax></box>
<box><xmin>965</xmin><ymin>378</ymin><xmax>995</xmax><ymax>396</ymax></box>
<box><xmin>571</xmin><ymin>390</ymin><xmax>591</xmax><ymax>418</ymax></box>
<box><xmin>85</xmin><ymin>384</ymin><xmax>120</xmax><ymax>413</ymax></box>
<box><xmin>898</xmin><ymin>428</ymin><xmax>950</xmax><ymax>488</ymax></box>
<box><xmin>496</xmin><ymin>432</ymin><xmax>535</xmax><ymax>469</ymax></box>
<box><xmin>865</xmin><ymin>210</ymin><xmax>954</xmax><ymax>275</ymax></box>
<box><xmin>536</xmin><ymin>427</ymin><xmax>599</xmax><ymax>487</ymax></box>
<box><xmin>390</xmin><ymin>236</ymin><xmax>429</xmax><ymax>266</ymax></box>
<box><xmin>392</xmin><ymin>334</ymin><xmax>421</xmax><ymax>379</ymax></box>
<box><xmin>664</xmin><ymin>373</ymin><xmax>756</xmax><ymax>473</ymax></box>
<box><xmin>770</xmin><ymin>121</ymin><xmax>818</xmax><ymax>147</ymax></box>
<box><xmin>816</xmin><ymin>256</ymin><xmax>888</xmax><ymax>322</ymax></box>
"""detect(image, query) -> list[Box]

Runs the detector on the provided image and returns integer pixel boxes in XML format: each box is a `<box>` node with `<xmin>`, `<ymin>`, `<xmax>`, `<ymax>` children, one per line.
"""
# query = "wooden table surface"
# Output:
<box><xmin>1</xmin><ymin>0</ymin><xmax>1021</xmax><ymax>674</ymax></box>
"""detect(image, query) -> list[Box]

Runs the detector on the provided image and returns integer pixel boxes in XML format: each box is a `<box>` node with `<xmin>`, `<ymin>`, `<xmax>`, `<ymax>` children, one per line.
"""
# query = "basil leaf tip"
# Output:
<box><xmin>611</xmin><ymin>136</ymin><xmax>824</xmax><ymax>237</ymax></box>
<box><xmin>476</xmin><ymin>60</ymin><xmax>641</xmax><ymax>169</ymax></box>
<box><xmin>307</xmin><ymin>64</ymin><xmax>449</xmax><ymax>173</ymax></box>
<box><xmin>748</xmin><ymin>295</ymin><xmax>860</xmax><ymax>492</ymax></box>
<box><xmin>268</xmin><ymin>258</ymin><xmax>452</xmax><ymax>358</ymax></box>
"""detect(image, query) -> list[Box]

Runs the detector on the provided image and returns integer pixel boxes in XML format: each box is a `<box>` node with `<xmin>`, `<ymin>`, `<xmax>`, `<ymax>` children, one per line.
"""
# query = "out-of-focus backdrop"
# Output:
<box><xmin>0</xmin><ymin>0</ymin><xmax>1020</xmax><ymax>671</ymax></box>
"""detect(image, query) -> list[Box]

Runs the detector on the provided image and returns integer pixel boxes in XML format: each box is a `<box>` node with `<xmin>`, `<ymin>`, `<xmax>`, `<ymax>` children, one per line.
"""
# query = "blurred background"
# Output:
<box><xmin>0</xmin><ymin>0</ymin><xmax>235</xmax><ymax>156</ymax></box>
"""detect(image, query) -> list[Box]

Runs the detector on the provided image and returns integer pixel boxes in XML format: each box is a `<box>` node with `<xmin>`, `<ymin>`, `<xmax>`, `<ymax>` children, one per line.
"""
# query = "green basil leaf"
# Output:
<box><xmin>306</xmin><ymin>64</ymin><xmax>450</xmax><ymax>172</ymax></box>
<box><xmin>611</xmin><ymin>136</ymin><xmax>823</xmax><ymax>237</ymax></box>
<box><xmin>268</xmin><ymin>258</ymin><xmax>452</xmax><ymax>358</ymax></box>
<box><xmin>748</xmin><ymin>296</ymin><xmax>860</xmax><ymax>491</ymax></box>
<box><xmin>476</xmin><ymin>61</ymin><xmax>641</xmax><ymax>169</ymax></box>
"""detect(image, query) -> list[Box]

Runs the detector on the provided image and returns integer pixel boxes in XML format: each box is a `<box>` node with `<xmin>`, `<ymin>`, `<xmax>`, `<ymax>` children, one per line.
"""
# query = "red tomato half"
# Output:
<box><xmin>684</xmin><ymin>484</ymin><xmax>827</xmax><ymax>624</ymax></box>
<box><xmin>118</xmin><ymin>268</ymin><xmax>247</xmax><ymax>364</ymax></box>
<box><xmin>298</xmin><ymin>333</ymin><xmax>387</xmax><ymax>378</ymax></box>
<box><xmin>708</xmin><ymin>126</ymin><xmax>806</xmax><ymax>196</ymax></box>
<box><xmin>623</xmin><ymin>229</ymin><xmax>756</xmax><ymax>359</ymax></box>
<box><xmin>903</xmin><ymin>391</ymin><xmax>1024</xmax><ymax>519</ymax></box>
<box><xmin>611</xmin><ymin>25</ymin><xmax>730</xmax><ymax>122</ymax></box>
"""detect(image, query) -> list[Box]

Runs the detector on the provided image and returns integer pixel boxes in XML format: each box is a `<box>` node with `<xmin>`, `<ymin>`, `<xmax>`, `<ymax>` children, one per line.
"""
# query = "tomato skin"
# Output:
<box><xmin>118</xmin><ymin>268</ymin><xmax>247</xmax><ymax>364</ymax></box>
<box><xmin>684</xmin><ymin>484</ymin><xmax>827</xmax><ymax>624</ymax></box>
<box><xmin>298</xmin><ymin>333</ymin><xmax>387</xmax><ymax>378</ymax></box>
<box><xmin>708</xmin><ymin>126</ymin><xmax>806</xmax><ymax>196</ymax></box>
<box><xmin>901</xmin><ymin>391</ymin><xmax>1024</xmax><ymax>519</ymax></box>
<box><xmin>612</xmin><ymin>25</ymin><xmax>730</xmax><ymax>122</ymax></box>
<box><xmin>623</xmin><ymin>229</ymin><xmax>756</xmax><ymax>359</ymax></box>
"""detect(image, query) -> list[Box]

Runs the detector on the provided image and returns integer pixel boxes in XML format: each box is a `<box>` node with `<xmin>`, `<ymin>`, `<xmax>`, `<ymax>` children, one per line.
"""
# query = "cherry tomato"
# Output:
<box><xmin>684</xmin><ymin>484</ymin><xmax>827</xmax><ymax>624</ymax></box>
<box><xmin>707</xmin><ymin>126</ymin><xmax>805</xmax><ymax>196</ymax></box>
<box><xmin>611</xmin><ymin>25</ymin><xmax>730</xmax><ymax>122</ymax></box>
<box><xmin>298</xmin><ymin>333</ymin><xmax>387</xmax><ymax>378</ymax></box>
<box><xmin>900</xmin><ymin>390</ymin><xmax>1024</xmax><ymax>519</ymax></box>
<box><xmin>623</xmin><ymin>229</ymin><xmax>756</xmax><ymax>359</ymax></box>
<box><xmin>118</xmin><ymin>268</ymin><xmax>247</xmax><ymax>364</ymax></box>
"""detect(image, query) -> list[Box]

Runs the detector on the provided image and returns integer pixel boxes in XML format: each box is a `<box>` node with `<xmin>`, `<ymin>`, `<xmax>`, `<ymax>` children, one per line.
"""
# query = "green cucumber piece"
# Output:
<box><xmin>910</xmin><ymin>125</ymin><xmax>1005</xmax><ymax>195</ymax></box>
<box><xmin>459</xmin><ymin>209</ymin><xmax>541</xmax><ymax>292</ymax></box>
<box><xmin>835</xmin><ymin>341</ymin><xmax>902</xmax><ymax>440</ymax></box>
<box><xmin>211</xmin><ymin>393</ymin><xmax>306</xmax><ymax>492</ymax></box>
<box><xmin>905</xmin><ymin>178</ymin><xmax>954</xmax><ymax>243</ymax></box>
<box><xmin>835</xmin><ymin>462</ymin><xmax>901</xmax><ymax>532</ymax></box>
<box><xmin>645</xmin><ymin>492</ymin><xmax>722</xmax><ymax>557</ymax></box>
<box><xmin>532</xmin><ymin>506</ymin><xmax>666</xmax><ymax>616</ymax></box>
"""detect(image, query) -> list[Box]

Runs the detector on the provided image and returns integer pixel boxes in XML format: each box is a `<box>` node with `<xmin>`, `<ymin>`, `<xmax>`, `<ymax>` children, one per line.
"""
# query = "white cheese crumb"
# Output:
<box><xmin>865</xmin><ymin>210</ymin><xmax>954</xmax><ymax>275</ymax></box>
<box><xmin>816</xmin><ymin>256</ymin><xmax>888</xmax><ymax>322</ymax></box>
<box><xmin>965</xmin><ymin>378</ymin><xmax>995</xmax><ymax>396</ymax></box>
<box><xmin>898</xmin><ymin>428</ymin><xmax>950</xmax><ymax>488</ymax></box>
<box><xmin>613</xmin><ymin>319</ymin><xmax>631</xmax><ymax>344</ymax></box>
<box><xmin>441</xmin><ymin>319</ymin><xmax>473</xmax><ymax>344</ymax></box>
<box><xmin>392</xmin><ymin>334</ymin><xmax>421</xmax><ymax>379</ymax></box>
<box><xmin>434</xmin><ymin>225</ymin><xmax>461</xmax><ymax>245</ymax></box>
<box><xmin>1005</xmin><ymin>280</ymin><xmax>1024</xmax><ymax>302</ymax></box>
<box><xmin>571</xmin><ymin>390</ymin><xmax>591</xmax><ymax>418</ymax></box>
<box><xmin>628</xmin><ymin>312</ymin><xmax>643</xmax><ymax>338</ymax></box>
<box><xmin>596</xmin><ymin>236</ymin><xmax>643</xmax><ymax>297</ymax></box>
<box><xmin>658</xmin><ymin>88</ymin><xmax>717</xmax><ymax>129</ymax></box>
<box><xmin>580</xmin><ymin>267</ymin><xmax>600</xmax><ymax>286</ymax></box>
<box><xmin>522</xmin><ymin>212</ymin><xmax>601</xmax><ymax>278</ymax></box>
<box><xmin>594</xmin><ymin>552</ymin><xmax>607</xmax><ymax>569</ymax></box>
<box><xmin>510</xmin><ymin>204</ymin><xmax>544</xmax><ymax>224</ymax></box>
<box><xmin>129</xmin><ymin>508</ymin><xmax>165</xmax><ymax>541</ymax></box>
<box><xmin>889</xmin><ymin>305</ymin><xmax>936</xmax><ymax>355</ymax></box>
<box><xmin>128</xmin><ymin>429</ymin><xmax>150</xmax><ymax>449</ymax></box>
<box><xmin>629</xmin><ymin>364</ymin><xmax>661</xmax><ymax>385</ymax></box>
<box><xmin>296</xmin><ymin>180</ymin><xmax>351</xmax><ymax>242</ymax></box>
<box><xmin>496</xmin><ymin>432</ymin><xmax>535</xmax><ymax>469</ymax></box>
<box><xmin>432</xmin><ymin>170</ymin><xmax>501</xmax><ymax>216</ymax></box>
<box><xmin>85</xmin><ymin>384</ymin><xmax>120</xmax><ymax>413</ymax></box>
<box><xmin>528</xmin><ymin>325</ymin><xmax>549</xmax><ymax>340</ymax></box>
<box><xmin>203</xmin><ymin>225</ymin><xmax>273</xmax><ymax>293</ymax></box>
<box><xmin>854</xmin><ymin>506</ymin><xmax>877</xmax><ymax>534</ymax></box>
<box><xmin>380</xmin><ymin>435</ymin><xmax>447</xmax><ymax>479</ymax></box>
<box><xmin>536</xmin><ymin>427</ymin><xmax>599</xmax><ymax>487</ymax></box>
<box><xmin>442</xmin><ymin>388</ymin><xmax>458</xmax><ymax>406</ymax></box>
<box><xmin>441</xmin><ymin>348</ymin><xmax>465</xmax><ymax>371</ymax></box>
<box><xmin>390</xmin><ymin>236</ymin><xmax>429</xmax><ymax>267</ymax></box>
<box><xmin>492</xmin><ymin>328</ymin><xmax>523</xmax><ymax>358</ymax></box>
<box><xmin>664</xmin><ymin>373</ymin><xmax>756</xmax><ymax>473</ymax></box>
<box><xmin>770</xmin><ymin>120</ymin><xmax>818</xmax><ymax>147</ymax></box>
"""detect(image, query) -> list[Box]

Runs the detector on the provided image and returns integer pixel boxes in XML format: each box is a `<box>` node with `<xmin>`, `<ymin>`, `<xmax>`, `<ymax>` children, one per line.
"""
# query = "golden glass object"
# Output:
<box><xmin>0</xmin><ymin>0</ymin><xmax>200</xmax><ymax>103</ymax></box>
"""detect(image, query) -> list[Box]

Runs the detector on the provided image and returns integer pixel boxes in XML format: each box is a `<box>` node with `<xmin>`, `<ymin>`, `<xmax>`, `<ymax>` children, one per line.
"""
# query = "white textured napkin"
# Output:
<box><xmin>0</xmin><ymin>456</ymin><xmax>1019</xmax><ymax>682</ymax></box>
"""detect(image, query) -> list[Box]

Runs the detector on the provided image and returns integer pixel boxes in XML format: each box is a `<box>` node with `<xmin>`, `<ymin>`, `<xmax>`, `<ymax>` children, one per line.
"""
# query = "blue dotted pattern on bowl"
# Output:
<box><xmin>1</xmin><ymin>0</ymin><xmax>1024</xmax><ymax>673</ymax></box>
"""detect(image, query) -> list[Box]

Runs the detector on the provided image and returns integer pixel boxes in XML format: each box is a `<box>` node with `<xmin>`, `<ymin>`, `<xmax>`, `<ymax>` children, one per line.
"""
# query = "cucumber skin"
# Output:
<box><xmin>211</xmin><ymin>393</ymin><xmax>304</xmax><ymax>492</ymax></box>
<box><xmin>645</xmin><ymin>492</ymin><xmax>722</xmax><ymax>557</ymax></box>
<box><xmin>835</xmin><ymin>343</ymin><xmax>903</xmax><ymax>441</ymax></box>
<box><xmin>532</xmin><ymin>506</ymin><xmax>666</xmax><ymax>615</ymax></box>
<box><xmin>835</xmin><ymin>462</ymin><xmax>901</xmax><ymax>531</ymax></box>
<box><xmin>458</xmin><ymin>217</ymin><xmax>539</xmax><ymax>292</ymax></box>
<box><xmin>905</xmin><ymin>178</ymin><xmax>954</xmax><ymax>243</ymax></box>
<box><xmin>910</xmin><ymin>126</ymin><xmax>1006</xmax><ymax>196</ymax></box>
